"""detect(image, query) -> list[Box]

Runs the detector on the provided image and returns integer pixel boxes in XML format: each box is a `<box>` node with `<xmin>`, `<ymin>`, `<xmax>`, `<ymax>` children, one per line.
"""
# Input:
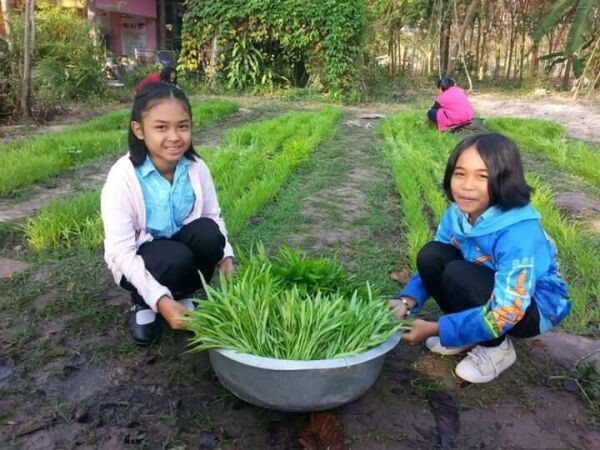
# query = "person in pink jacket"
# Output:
<box><xmin>427</xmin><ymin>77</ymin><xmax>475</xmax><ymax>131</ymax></box>
<box><xmin>101</xmin><ymin>82</ymin><xmax>235</xmax><ymax>346</ymax></box>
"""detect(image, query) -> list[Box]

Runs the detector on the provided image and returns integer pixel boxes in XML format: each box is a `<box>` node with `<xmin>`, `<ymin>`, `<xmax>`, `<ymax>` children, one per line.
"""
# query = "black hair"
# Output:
<box><xmin>436</xmin><ymin>77</ymin><xmax>455</xmax><ymax>91</ymax></box>
<box><xmin>442</xmin><ymin>133</ymin><xmax>533</xmax><ymax>210</ymax></box>
<box><xmin>160</xmin><ymin>66</ymin><xmax>177</xmax><ymax>84</ymax></box>
<box><xmin>128</xmin><ymin>82</ymin><xmax>198</xmax><ymax>167</ymax></box>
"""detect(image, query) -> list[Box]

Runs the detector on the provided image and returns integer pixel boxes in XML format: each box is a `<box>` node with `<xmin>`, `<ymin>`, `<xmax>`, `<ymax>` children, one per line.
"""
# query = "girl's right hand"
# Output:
<box><xmin>157</xmin><ymin>296</ymin><xmax>190</xmax><ymax>330</ymax></box>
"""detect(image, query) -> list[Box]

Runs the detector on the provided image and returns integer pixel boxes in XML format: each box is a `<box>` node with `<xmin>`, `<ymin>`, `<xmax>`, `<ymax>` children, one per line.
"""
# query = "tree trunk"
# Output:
<box><xmin>439</xmin><ymin>11</ymin><xmax>452</xmax><ymax>76</ymax></box>
<box><xmin>388</xmin><ymin>35</ymin><xmax>396</xmax><ymax>75</ymax></box>
<box><xmin>447</xmin><ymin>0</ymin><xmax>480</xmax><ymax>75</ymax></box>
<box><xmin>1</xmin><ymin>0</ymin><xmax>12</xmax><ymax>53</ymax></box>
<box><xmin>518</xmin><ymin>29</ymin><xmax>526</xmax><ymax>82</ymax></box>
<box><xmin>562</xmin><ymin>59</ymin><xmax>572</xmax><ymax>90</ymax></box>
<box><xmin>505</xmin><ymin>19</ymin><xmax>515</xmax><ymax>80</ymax></box>
<box><xmin>475</xmin><ymin>16</ymin><xmax>482</xmax><ymax>71</ymax></box>
<box><xmin>207</xmin><ymin>34</ymin><xmax>220</xmax><ymax>86</ymax></box>
<box><xmin>531</xmin><ymin>42</ymin><xmax>539</xmax><ymax>77</ymax></box>
<box><xmin>21</xmin><ymin>0</ymin><xmax>34</xmax><ymax>118</ymax></box>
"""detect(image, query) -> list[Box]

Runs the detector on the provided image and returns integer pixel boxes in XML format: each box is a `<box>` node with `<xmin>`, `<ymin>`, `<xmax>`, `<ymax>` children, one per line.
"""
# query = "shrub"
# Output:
<box><xmin>1</xmin><ymin>3</ymin><xmax>106</xmax><ymax>118</ymax></box>
<box><xmin>179</xmin><ymin>0</ymin><xmax>366</xmax><ymax>98</ymax></box>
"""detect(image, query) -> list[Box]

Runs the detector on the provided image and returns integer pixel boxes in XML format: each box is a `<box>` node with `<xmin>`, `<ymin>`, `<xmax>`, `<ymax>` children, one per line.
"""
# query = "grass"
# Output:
<box><xmin>25</xmin><ymin>190</ymin><xmax>102</xmax><ymax>254</ymax></box>
<box><xmin>24</xmin><ymin>106</ymin><xmax>342</xmax><ymax>255</ymax></box>
<box><xmin>486</xmin><ymin>117</ymin><xmax>600</xmax><ymax>189</ymax></box>
<box><xmin>528</xmin><ymin>177</ymin><xmax>600</xmax><ymax>331</ymax></box>
<box><xmin>379</xmin><ymin>114</ymin><xmax>454</xmax><ymax>269</ymax></box>
<box><xmin>204</xmin><ymin>106</ymin><xmax>343</xmax><ymax>236</ymax></box>
<box><xmin>235</xmin><ymin>112</ymin><xmax>406</xmax><ymax>298</ymax></box>
<box><xmin>1</xmin><ymin>100</ymin><xmax>598</xmax><ymax>446</ymax></box>
<box><xmin>0</xmin><ymin>100</ymin><xmax>239</xmax><ymax>196</ymax></box>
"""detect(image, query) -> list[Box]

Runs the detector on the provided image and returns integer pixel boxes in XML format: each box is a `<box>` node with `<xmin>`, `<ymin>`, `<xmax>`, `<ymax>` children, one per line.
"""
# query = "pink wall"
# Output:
<box><xmin>91</xmin><ymin>2</ymin><xmax>157</xmax><ymax>56</ymax></box>
<box><xmin>95</xmin><ymin>0</ymin><xmax>157</xmax><ymax>19</ymax></box>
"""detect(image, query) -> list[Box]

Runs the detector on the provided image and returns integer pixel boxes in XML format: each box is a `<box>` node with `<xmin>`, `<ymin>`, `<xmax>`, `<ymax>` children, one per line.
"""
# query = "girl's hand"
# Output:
<box><xmin>388</xmin><ymin>297</ymin><xmax>416</xmax><ymax>319</ymax></box>
<box><xmin>157</xmin><ymin>296</ymin><xmax>191</xmax><ymax>330</ymax></box>
<box><xmin>402</xmin><ymin>319</ymin><xmax>439</xmax><ymax>345</ymax></box>
<box><xmin>218</xmin><ymin>257</ymin><xmax>235</xmax><ymax>277</ymax></box>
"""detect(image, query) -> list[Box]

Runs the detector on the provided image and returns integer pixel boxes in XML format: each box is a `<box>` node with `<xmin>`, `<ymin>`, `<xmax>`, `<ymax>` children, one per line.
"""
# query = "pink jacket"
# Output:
<box><xmin>101</xmin><ymin>155</ymin><xmax>233</xmax><ymax>312</ymax></box>
<box><xmin>435</xmin><ymin>86</ymin><xmax>475</xmax><ymax>131</ymax></box>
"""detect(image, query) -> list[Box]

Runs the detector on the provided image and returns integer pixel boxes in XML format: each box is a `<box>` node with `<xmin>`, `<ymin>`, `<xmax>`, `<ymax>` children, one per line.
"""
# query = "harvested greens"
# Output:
<box><xmin>186</xmin><ymin>247</ymin><xmax>407</xmax><ymax>360</ymax></box>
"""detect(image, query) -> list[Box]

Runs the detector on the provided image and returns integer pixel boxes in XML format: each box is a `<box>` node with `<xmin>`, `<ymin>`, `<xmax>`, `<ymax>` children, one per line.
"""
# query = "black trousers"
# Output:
<box><xmin>121</xmin><ymin>218</ymin><xmax>226</xmax><ymax>307</ymax></box>
<box><xmin>416</xmin><ymin>241</ymin><xmax>541</xmax><ymax>347</ymax></box>
<box><xmin>427</xmin><ymin>108</ymin><xmax>439</xmax><ymax>124</ymax></box>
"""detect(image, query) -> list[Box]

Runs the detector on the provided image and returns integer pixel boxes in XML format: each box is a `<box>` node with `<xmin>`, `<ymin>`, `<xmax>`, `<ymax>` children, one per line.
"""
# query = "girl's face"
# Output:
<box><xmin>450</xmin><ymin>145</ymin><xmax>491</xmax><ymax>224</ymax></box>
<box><xmin>169</xmin><ymin>71</ymin><xmax>176</xmax><ymax>82</ymax></box>
<box><xmin>131</xmin><ymin>99</ymin><xmax>191</xmax><ymax>170</ymax></box>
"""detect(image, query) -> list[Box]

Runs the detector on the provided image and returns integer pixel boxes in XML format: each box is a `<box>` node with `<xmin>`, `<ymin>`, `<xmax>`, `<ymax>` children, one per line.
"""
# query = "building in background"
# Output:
<box><xmin>1</xmin><ymin>0</ymin><xmax>183</xmax><ymax>62</ymax></box>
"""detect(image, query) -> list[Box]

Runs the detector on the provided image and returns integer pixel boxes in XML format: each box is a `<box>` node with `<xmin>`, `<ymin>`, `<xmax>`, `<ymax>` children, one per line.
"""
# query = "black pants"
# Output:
<box><xmin>121</xmin><ymin>218</ymin><xmax>226</xmax><ymax>306</ymax></box>
<box><xmin>417</xmin><ymin>241</ymin><xmax>540</xmax><ymax>347</ymax></box>
<box><xmin>427</xmin><ymin>108</ymin><xmax>438</xmax><ymax>124</ymax></box>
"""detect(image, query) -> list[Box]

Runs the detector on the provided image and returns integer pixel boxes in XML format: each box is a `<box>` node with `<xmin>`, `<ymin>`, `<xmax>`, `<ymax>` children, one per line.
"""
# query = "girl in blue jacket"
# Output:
<box><xmin>390</xmin><ymin>133</ymin><xmax>570</xmax><ymax>383</ymax></box>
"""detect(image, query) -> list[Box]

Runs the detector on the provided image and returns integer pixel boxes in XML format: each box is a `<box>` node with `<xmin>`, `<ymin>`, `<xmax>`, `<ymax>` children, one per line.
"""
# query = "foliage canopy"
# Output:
<box><xmin>0</xmin><ymin>3</ymin><xmax>105</xmax><ymax>118</ymax></box>
<box><xmin>179</xmin><ymin>0</ymin><xmax>366</xmax><ymax>98</ymax></box>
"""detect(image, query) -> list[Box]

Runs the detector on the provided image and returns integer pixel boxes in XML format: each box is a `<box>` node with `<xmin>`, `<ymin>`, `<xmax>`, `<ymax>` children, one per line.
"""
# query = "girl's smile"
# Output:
<box><xmin>450</xmin><ymin>145</ymin><xmax>491</xmax><ymax>224</ymax></box>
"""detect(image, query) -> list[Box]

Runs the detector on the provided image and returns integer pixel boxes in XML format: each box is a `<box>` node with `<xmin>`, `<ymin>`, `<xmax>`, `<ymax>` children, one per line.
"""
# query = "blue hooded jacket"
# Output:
<box><xmin>398</xmin><ymin>203</ymin><xmax>571</xmax><ymax>347</ymax></box>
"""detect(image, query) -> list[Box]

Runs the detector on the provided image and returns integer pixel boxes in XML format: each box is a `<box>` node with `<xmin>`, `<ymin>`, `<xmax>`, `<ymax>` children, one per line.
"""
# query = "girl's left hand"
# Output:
<box><xmin>218</xmin><ymin>257</ymin><xmax>235</xmax><ymax>277</ymax></box>
<box><xmin>402</xmin><ymin>319</ymin><xmax>439</xmax><ymax>345</ymax></box>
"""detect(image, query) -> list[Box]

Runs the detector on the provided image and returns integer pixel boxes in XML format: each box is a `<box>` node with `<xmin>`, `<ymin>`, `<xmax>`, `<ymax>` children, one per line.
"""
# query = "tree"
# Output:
<box><xmin>447</xmin><ymin>0</ymin><xmax>481</xmax><ymax>75</ymax></box>
<box><xmin>21</xmin><ymin>0</ymin><xmax>35</xmax><ymax>117</ymax></box>
<box><xmin>1</xmin><ymin>0</ymin><xmax>12</xmax><ymax>53</ymax></box>
<box><xmin>532</xmin><ymin>0</ymin><xmax>600</xmax><ymax>79</ymax></box>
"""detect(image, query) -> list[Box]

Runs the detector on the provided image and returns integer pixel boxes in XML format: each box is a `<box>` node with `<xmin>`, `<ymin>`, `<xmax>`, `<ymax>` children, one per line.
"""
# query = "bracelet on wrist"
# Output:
<box><xmin>400</xmin><ymin>297</ymin><xmax>412</xmax><ymax>316</ymax></box>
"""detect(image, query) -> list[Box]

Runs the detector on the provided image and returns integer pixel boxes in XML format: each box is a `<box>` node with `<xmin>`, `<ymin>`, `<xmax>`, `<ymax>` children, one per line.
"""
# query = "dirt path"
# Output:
<box><xmin>0</xmin><ymin>100</ymin><xmax>599</xmax><ymax>449</ymax></box>
<box><xmin>470</xmin><ymin>94</ymin><xmax>600</xmax><ymax>144</ymax></box>
<box><xmin>238</xmin><ymin>109</ymin><xmax>600</xmax><ymax>449</ymax></box>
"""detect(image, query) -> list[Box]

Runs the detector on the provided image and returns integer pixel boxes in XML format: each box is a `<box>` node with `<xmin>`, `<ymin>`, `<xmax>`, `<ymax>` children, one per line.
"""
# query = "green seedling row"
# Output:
<box><xmin>0</xmin><ymin>100</ymin><xmax>239</xmax><ymax>196</ymax></box>
<box><xmin>205</xmin><ymin>106</ymin><xmax>342</xmax><ymax>236</ymax></box>
<box><xmin>26</xmin><ymin>190</ymin><xmax>103</xmax><ymax>253</ymax></box>
<box><xmin>25</xmin><ymin>106</ymin><xmax>341</xmax><ymax>254</ymax></box>
<box><xmin>486</xmin><ymin>118</ymin><xmax>600</xmax><ymax>189</ymax></box>
<box><xmin>380</xmin><ymin>113</ymin><xmax>453</xmax><ymax>268</ymax></box>
<box><xmin>528</xmin><ymin>177</ymin><xmax>600</xmax><ymax>330</ymax></box>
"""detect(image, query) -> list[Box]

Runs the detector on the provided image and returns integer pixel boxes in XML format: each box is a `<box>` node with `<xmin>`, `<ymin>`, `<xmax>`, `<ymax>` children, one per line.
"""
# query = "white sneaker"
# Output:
<box><xmin>455</xmin><ymin>339</ymin><xmax>517</xmax><ymax>383</ymax></box>
<box><xmin>425</xmin><ymin>336</ymin><xmax>472</xmax><ymax>356</ymax></box>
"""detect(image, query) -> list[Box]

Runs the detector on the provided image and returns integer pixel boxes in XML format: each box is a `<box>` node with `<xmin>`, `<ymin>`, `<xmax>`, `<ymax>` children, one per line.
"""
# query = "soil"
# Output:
<box><xmin>470</xmin><ymin>93</ymin><xmax>600</xmax><ymax>145</ymax></box>
<box><xmin>0</xmin><ymin>95</ymin><xmax>599</xmax><ymax>449</ymax></box>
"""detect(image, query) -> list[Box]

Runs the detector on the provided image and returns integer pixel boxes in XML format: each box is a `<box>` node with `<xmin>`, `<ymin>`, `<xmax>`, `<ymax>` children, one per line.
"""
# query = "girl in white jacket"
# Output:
<box><xmin>101</xmin><ymin>82</ymin><xmax>234</xmax><ymax>346</ymax></box>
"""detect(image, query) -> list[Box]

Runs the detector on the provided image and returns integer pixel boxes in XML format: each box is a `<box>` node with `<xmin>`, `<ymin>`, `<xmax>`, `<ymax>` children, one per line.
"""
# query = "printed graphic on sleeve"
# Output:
<box><xmin>483</xmin><ymin>259</ymin><xmax>533</xmax><ymax>336</ymax></box>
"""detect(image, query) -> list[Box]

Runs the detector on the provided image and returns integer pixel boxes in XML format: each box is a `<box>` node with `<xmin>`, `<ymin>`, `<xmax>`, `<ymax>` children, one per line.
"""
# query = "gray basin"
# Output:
<box><xmin>208</xmin><ymin>333</ymin><xmax>401</xmax><ymax>411</ymax></box>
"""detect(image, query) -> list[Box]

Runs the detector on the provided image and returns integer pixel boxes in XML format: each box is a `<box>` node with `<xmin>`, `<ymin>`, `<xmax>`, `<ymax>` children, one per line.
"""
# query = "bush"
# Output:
<box><xmin>179</xmin><ymin>0</ymin><xmax>366</xmax><ymax>99</ymax></box>
<box><xmin>2</xmin><ymin>3</ymin><xmax>106</xmax><ymax>119</ymax></box>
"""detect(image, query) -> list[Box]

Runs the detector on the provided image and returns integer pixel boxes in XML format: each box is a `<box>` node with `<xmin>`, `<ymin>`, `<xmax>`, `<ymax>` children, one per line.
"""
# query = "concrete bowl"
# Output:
<box><xmin>208</xmin><ymin>333</ymin><xmax>401</xmax><ymax>411</ymax></box>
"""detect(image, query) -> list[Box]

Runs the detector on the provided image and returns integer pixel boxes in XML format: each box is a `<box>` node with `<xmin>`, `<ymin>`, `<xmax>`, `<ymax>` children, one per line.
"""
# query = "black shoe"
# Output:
<box><xmin>128</xmin><ymin>304</ymin><xmax>162</xmax><ymax>346</ymax></box>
